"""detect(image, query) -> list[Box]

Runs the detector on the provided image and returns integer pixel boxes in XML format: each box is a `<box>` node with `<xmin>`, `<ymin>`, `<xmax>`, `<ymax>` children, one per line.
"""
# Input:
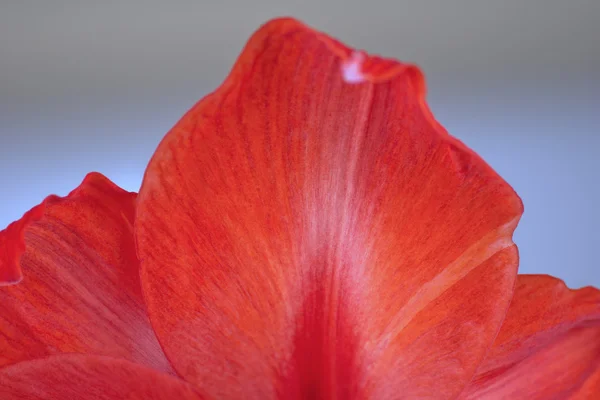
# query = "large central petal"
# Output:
<box><xmin>134</xmin><ymin>18</ymin><xmax>523</xmax><ymax>399</ymax></box>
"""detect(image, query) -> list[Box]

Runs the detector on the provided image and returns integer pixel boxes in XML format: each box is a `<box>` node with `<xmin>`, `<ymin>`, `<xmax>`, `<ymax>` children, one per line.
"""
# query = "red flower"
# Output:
<box><xmin>0</xmin><ymin>18</ymin><xmax>598</xmax><ymax>399</ymax></box>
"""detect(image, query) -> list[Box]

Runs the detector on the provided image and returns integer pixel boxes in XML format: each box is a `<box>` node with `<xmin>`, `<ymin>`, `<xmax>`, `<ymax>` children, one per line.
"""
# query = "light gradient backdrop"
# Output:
<box><xmin>1</xmin><ymin>1</ymin><xmax>598</xmax><ymax>288</ymax></box>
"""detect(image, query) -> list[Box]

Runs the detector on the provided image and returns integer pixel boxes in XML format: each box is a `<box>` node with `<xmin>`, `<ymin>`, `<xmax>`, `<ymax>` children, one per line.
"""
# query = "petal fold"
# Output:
<box><xmin>0</xmin><ymin>354</ymin><xmax>203</xmax><ymax>399</ymax></box>
<box><xmin>0</xmin><ymin>173</ymin><xmax>171</xmax><ymax>373</ymax></box>
<box><xmin>135</xmin><ymin>18</ymin><xmax>523</xmax><ymax>399</ymax></box>
<box><xmin>0</xmin><ymin>203</ymin><xmax>44</xmax><ymax>285</ymax></box>
<box><xmin>460</xmin><ymin>274</ymin><xmax>600</xmax><ymax>399</ymax></box>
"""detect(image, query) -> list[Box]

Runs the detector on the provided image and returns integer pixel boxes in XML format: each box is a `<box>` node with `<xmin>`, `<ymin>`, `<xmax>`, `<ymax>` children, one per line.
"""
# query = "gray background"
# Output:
<box><xmin>1</xmin><ymin>1</ymin><xmax>598</xmax><ymax>288</ymax></box>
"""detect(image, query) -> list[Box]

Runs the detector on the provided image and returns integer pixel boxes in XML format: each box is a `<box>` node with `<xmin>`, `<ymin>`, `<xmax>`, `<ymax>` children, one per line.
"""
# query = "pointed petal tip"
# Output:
<box><xmin>246</xmin><ymin>17</ymin><xmax>524</xmax><ymax>217</ymax></box>
<box><xmin>66</xmin><ymin>172</ymin><xmax>136</xmax><ymax>200</ymax></box>
<box><xmin>257</xmin><ymin>17</ymin><xmax>424</xmax><ymax>84</ymax></box>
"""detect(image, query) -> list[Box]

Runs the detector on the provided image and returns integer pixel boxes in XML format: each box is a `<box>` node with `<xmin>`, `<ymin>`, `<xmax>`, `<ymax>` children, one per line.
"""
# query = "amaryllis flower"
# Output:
<box><xmin>0</xmin><ymin>18</ymin><xmax>598</xmax><ymax>400</ymax></box>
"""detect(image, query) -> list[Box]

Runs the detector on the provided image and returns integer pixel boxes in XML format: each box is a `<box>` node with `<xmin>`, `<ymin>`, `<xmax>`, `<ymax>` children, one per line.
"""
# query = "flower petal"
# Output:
<box><xmin>0</xmin><ymin>354</ymin><xmax>203</xmax><ymax>399</ymax></box>
<box><xmin>0</xmin><ymin>204</ymin><xmax>45</xmax><ymax>285</ymax></box>
<box><xmin>570</xmin><ymin>366</ymin><xmax>600</xmax><ymax>399</ymax></box>
<box><xmin>460</xmin><ymin>275</ymin><xmax>600</xmax><ymax>399</ymax></box>
<box><xmin>0</xmin><ymin>173</ymin><xmax>171</xmax><ymax>373</ymax></box>
<box><xmin>135</xmin><ymin>18</ymin><xmax>523</xmax><ymax>398</ymax></box>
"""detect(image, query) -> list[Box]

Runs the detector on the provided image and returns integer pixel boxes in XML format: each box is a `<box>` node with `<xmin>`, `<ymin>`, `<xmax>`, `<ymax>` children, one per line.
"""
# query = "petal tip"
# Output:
<box><xmin>341</xmin><ymin>51</ymin><xmax>367</xmax><ymax>84</ymax></box>
<box><xmin>251</xmin><ymin>17</ymin><xmax>423</xmax><ymax>84</ymax></box>
<box><xmin>71</xmin><ymin>171</ymin><xmax>135</xmax><ymax>197</ymax></box>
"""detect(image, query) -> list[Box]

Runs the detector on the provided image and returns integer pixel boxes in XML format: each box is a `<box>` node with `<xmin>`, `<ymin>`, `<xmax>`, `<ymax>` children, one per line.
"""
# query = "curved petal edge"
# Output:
<box><xmin>461</xmin><ymin>274</ymin><xmax>600</xmax><ymax>399</ymax></box>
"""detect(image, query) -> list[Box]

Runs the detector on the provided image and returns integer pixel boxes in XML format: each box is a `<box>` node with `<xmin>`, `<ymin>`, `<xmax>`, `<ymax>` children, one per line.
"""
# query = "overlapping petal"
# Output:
<box><xmin>461</xmin><ymin>275</ymin><xmax>600</xmax><ymax>399</ymax></box>
<box><xmin>135</xmin><ymin>18</ymin><xmax>523</xmax><ymax>399</ymax></box>
<box><xmin>0</xmin><ymin>203</ymin><xmax>44</xmax><ymax>285</ymax></box>
<box><xmin>0</xmin><ymin>173</ymin><xmax>171</xmax><ymax>373</ymax></box>
<box><xmin>0</xmin><ymin>354</ymin><xmax>202</xmax><ymax>399</ymax></box>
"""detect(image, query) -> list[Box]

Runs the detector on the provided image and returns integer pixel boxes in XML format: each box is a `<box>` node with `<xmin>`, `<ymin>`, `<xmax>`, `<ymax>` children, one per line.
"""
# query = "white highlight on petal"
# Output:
<box><xmin>341</xmin><ymin>52</ymin><xmax>366</xmax><ymax>84</ymax></box>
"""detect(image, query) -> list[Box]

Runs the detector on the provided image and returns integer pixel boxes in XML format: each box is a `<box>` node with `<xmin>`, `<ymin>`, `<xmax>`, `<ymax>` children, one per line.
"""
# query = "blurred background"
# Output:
<box><xmin>0</xmin><ymin>1</ymin><xmax>598</xmax><ymax>288</ymax></box>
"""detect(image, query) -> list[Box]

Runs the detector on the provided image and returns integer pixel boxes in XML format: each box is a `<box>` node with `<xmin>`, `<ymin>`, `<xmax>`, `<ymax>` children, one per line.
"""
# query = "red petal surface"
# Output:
<box><xmin>0</xmin><ymin>173</ymin><xmax>171</xmax><ymax>373</ymax></box>
<box><xmin>460</xmin><ymin>275</ymin><xmax>600</xmax><ymax>399</ymax></box>
<box><xmin>0</xmin><ymin>354</ymin><xmax>203</xmax><ymax>399</ymax></box>
<box><xmin>570</xmin><ymin>366</ymin><xmax>600</xmax><ymax>399</ymax></box>
<box><xmin>0</xmin><ymin>203</ymin><xmax>44</xmax><ymax>285</ymax></box>
<box><xmin>135</xmin><ymin>18</ymin><xmax>524</xmax><ymax>399</ymax></box>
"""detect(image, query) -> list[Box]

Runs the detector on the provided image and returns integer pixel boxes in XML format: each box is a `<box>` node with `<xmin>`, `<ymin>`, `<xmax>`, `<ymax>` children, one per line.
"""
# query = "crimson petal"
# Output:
<box><xmin>0</xmin><ymin>173</ymin><xmax>171</xmax><ymax>373</ymax></box>
<box><xmin>135</xmin><ymin>18</ymin><xmax>523</xmax><ymax>398</ymax></box>
<box><xmin>0</xmin><ymin>354</ymin><xmax>203</xmax><ymax>399</ymax></box>
<box><xmin>570</xmin><ymin>367</ymin><xmax>600</xmax><ymax>399</ymax></box>
<box><xmin>460</xmin><ymin>275</ymin><xmax>600</xmax><ymax>399</ymax></box>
